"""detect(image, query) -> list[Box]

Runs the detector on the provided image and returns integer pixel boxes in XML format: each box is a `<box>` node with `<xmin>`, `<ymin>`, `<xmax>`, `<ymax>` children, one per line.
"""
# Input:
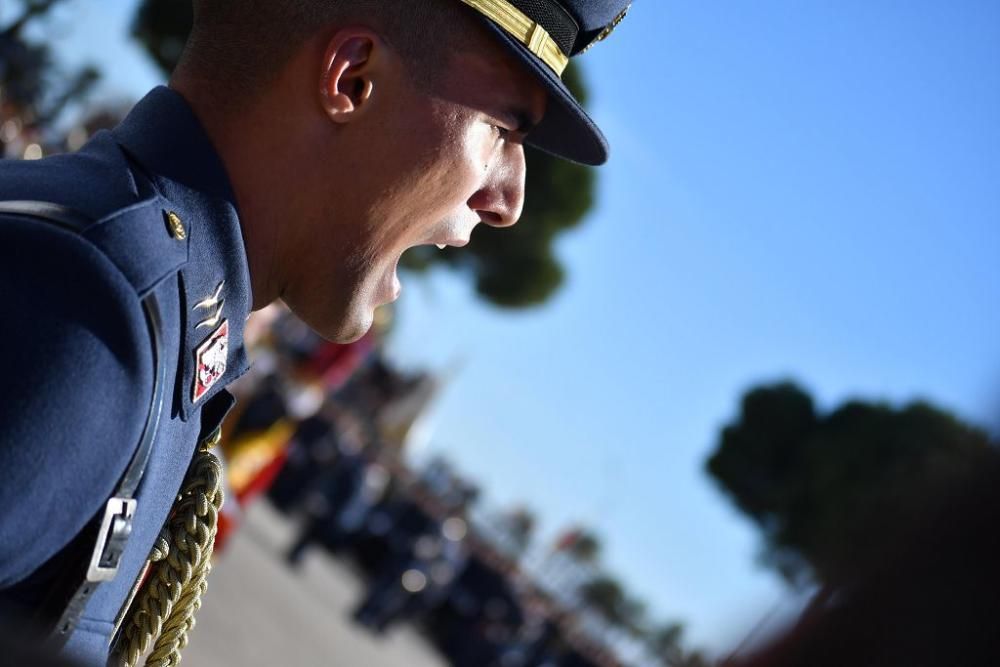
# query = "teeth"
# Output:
<box><xmin>436</xmin><ymin>243</ymin><xmax>447</xmax><ymax>250</ymax></box>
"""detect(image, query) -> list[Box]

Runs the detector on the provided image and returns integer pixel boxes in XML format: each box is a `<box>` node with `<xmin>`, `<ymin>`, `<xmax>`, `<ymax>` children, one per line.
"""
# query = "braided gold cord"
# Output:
<box><xmin>116</xmin><ymin>434</ymin><xmax>224</xmax><ymax>667</ymax></box>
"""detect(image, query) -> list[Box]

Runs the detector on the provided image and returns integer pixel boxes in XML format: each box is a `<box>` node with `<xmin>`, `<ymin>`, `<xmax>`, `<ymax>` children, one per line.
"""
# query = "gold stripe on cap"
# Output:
<box><xmin>457</xmin><ymin>0</ymin><xmax>570</xmax><ymax>76</ymax></box>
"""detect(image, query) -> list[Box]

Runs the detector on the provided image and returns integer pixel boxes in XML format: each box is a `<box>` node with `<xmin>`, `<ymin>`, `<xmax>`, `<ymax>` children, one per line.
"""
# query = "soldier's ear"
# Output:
<box><xmin>319</xmin><ymin>29</ymin><xmax>381</xmax><ymax>123</ymax></box>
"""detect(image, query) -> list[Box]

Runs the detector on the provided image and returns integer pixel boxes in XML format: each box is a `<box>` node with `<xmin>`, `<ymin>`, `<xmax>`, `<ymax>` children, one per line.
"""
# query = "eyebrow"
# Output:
<box><xmin>506</xmin><ymin>107</ymin><xmax>541</xmax><ymax>134</ymax></box>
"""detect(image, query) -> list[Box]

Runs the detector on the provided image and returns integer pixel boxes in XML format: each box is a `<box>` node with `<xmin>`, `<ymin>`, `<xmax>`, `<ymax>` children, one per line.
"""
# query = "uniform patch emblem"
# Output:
<box><xmin>193</xmin><ymin>320</ymin><xmax>228</xmax><ymax>402</ymax></box>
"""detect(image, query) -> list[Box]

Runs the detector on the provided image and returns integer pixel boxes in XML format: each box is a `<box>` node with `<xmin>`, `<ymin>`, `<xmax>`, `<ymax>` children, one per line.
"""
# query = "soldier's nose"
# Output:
<box><xmin>470</xmin><ymin>149</ymin><xmax>526</xmax><ymax>229</ymax></box>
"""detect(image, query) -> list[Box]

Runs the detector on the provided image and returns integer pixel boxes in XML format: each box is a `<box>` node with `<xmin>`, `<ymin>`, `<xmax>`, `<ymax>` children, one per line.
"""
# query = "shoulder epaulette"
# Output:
<box><xmin>84</xmin><ymin>196</ymin><xmax>190</xmax><ymax>298</ymax></box>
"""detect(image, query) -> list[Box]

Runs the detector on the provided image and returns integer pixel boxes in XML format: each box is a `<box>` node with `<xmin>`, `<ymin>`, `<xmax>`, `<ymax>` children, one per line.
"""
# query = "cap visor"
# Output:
<box><xmin>478</xmin><ymin>20</ymin><xmax>609</xmax><ymax>166</ymax></box>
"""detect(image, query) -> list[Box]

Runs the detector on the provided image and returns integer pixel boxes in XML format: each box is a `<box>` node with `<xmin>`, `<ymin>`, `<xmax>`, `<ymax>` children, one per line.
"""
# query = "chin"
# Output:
<box><xmin>284</xmin><ymin>295</ymin><xmax>373</xmax><ymax>344</ymax></box>
<box><xmin>285</xmin><ymin>264</ymin><xmax>388</xmax><ymax>343</ymax></box>
<box><xmin>335</xmin><ymin>315</ymin><xmax>373</xmax><ymax>344</ymax></box>
<box><xmin>316</xmin><ymin>308</ymin><xmax>373</xmax><ymax>344</ymax></box>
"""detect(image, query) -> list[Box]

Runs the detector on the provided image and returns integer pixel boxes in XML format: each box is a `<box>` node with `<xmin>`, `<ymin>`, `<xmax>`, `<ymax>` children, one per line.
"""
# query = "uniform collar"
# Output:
<box><xmin>112</xmin><ymin>86</ymin><xmax>239</xmax><ymax>208</ymax></box>
<box><xmin>113</xmin><ymin>86</ymin><xmax>254</xmax><ymax>418</ymax></box>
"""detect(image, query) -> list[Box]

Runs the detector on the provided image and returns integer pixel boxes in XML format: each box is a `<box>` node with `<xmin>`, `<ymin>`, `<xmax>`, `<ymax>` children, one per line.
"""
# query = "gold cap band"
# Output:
<box><xmin>457</xmin><ymin>0</ymin><xmax>570</xmax><ymax>77</ymax></box>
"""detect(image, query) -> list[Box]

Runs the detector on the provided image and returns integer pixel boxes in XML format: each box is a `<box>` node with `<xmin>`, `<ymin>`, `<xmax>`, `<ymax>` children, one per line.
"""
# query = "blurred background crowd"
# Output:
<box><xmin>3</xmin><ymin>1</ymin><xmax>999</xmax><ymax>665</ymax></box>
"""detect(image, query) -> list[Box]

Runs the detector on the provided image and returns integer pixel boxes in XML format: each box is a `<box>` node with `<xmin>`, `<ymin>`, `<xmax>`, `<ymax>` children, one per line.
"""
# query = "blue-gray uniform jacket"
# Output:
<box><xmin>0</xmin><ymin>87</ymin><xmax>253</xmax><ymax>664</ymax></box>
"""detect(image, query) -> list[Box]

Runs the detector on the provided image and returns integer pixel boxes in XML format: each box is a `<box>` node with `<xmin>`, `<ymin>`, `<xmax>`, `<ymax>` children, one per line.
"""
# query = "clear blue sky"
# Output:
<box><xmin>28</xmin><ymin>0</ymin><xmax>1000</xmax><ymax>654</ymax></box>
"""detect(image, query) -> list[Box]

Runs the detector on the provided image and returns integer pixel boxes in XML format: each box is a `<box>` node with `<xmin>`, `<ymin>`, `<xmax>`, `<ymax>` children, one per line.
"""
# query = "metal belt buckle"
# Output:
<box><xmin>86</xmin><ymin>497</ymin><xmax>137</xmax><ymax>582</ymax></box>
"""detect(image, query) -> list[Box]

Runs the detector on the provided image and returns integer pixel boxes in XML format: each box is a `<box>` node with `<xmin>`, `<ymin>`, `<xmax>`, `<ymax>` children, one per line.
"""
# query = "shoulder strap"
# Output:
<box><xmin>0</xmin><ymin>178</ymin><xmax>167</xmax><ymax>645</ymax></box>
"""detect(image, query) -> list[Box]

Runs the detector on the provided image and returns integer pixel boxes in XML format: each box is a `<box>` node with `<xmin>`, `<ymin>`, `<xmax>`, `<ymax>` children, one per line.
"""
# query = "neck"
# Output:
<box><xmin>168</xmin><ymin>75</ymin><xmax>296</xmax><ymax>311</ymax></box>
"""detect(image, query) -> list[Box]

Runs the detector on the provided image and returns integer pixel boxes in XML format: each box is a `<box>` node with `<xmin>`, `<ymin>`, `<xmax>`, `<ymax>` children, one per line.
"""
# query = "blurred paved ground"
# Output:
<box><xmin>182</xmin><ymin>502</ymin><xmax>447</xmax><ymax>667</ymax></box>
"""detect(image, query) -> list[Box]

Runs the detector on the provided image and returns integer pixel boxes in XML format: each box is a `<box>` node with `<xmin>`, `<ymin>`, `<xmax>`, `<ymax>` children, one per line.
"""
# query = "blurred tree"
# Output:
<box><xmin>706</xmin><ymin>381</ymin><xmax>995</xmax><ymax>588</ymax></box>
<box><xmin>556</xmin><ymin>526</ymin><xmax>602</xmax><ymax>562</ymax></box>
<box><xmin>673</xmin><ymin>653</ymin><xmax>712</xmax><ymax>667</ymax></box>
<box><xmin>537</xmin><ymin>526</ymin><xmax>602</xmax><ymax>595</ymax></box>
<box><xmin>650</xmin><ymin>622</ymin><xmax>685</xmax><ymax>664</ymax></box>
<box><xmin>1</xmin><ymin>0</ymin><xmax>99</xmax><ymax>156</ymax></box>
<box><xmin>500</xmin><ymin>505</ymin><xmax>536</xmax><ymax>555</ymax></box>
<box><xmin>130</xmin><ymin>0</ymin><xmax>193</xmax><ymax>74</ymax></box>
<box><xmin>578</xmin><ymin>574</ymin><xmax>646</xmax><ymax>636</ymax></box>
<box><xmin>649</xmin><ymin>622</ymin><xmax>712</xmax><ymax>667</ymax></box>
<box><xmin>131</xmin><ymin>0</ymin><xmax>597</xmax><ymax>308</ymax></box>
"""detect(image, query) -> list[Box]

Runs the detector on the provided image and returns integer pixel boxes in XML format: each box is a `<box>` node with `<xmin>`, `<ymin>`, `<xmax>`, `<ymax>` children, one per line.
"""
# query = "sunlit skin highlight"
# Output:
<box><xmin>172</xmin><ymin>22</ymin><xmax>547</xmax><ymax>342</ymax></box>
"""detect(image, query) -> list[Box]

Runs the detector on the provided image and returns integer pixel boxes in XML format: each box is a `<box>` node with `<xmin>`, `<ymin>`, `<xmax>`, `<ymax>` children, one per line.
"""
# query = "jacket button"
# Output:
<box><xmin>165</xmin><ymin>211</ymin><xmax>186</xmax><ymax>240</ymax></box>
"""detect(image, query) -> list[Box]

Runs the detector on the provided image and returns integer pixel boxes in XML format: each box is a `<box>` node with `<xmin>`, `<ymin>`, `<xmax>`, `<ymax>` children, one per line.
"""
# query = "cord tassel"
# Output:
<box><xmin>116</xmin><ymin>431</ymin><xmax>224</xmax><ymax>667</ymax></box>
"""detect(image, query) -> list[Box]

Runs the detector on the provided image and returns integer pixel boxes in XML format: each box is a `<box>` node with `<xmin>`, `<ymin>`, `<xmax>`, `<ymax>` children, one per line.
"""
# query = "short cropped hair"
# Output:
<box><xmin>181</xmin><ymin>0</ymin><xmax>483</xmax><ymax>104</ymax></box>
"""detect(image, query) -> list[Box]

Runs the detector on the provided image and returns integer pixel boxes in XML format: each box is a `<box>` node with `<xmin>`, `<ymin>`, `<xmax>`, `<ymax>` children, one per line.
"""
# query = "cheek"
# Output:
<box><xmin>466</xmin><ymin>123</ymin><xmax>501</xmax><ymax>175</ymax></box>
<box><xmin>365</xmin><ymin>109</ymin><xmax>495</xmax><ymax>251</ymax></box>
<box><xmin>429</xmin><ymin>123</ymin><xmax>496</xmax><ymax>204</ymax></box>
<box><xmin>396</xmin><ymin>125</ymin><xmax>490</xmax><ymax>224</ymax></box>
